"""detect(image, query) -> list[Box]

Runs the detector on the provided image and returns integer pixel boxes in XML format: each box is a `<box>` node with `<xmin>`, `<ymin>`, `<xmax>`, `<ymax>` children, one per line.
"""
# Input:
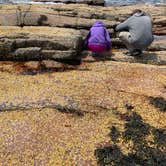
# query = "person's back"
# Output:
<box><xmin>116</xmin><ymin>10</ymin><xmax>154</xmax><ymax>54</ymax></box>
<box><xmin>85</xmin><ymin>21</ymin><xmax>111</xmax><ymax>54</ymax></box>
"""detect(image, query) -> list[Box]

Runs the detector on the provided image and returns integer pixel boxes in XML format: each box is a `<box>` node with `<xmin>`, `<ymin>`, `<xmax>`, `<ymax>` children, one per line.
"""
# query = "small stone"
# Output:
<box><xmin>24</xmin><ymin>61</ymin><xmax>40</xmax><ymax>70</ymax></box>
<box><xmin>41</xmin><ymin>60</ymin><xmax>64</xmax><ymax>69</ymax></box>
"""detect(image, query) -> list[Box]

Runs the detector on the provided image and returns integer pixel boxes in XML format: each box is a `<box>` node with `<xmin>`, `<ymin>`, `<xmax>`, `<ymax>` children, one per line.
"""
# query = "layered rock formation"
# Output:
<box><xmin>0</xmin><ymin>26</ymin><xmax>82</xmax><ymax>60</ymax></box>
<box><xmin>0</xmin><ymin>4</ymin><xmax>165</xmax><ymax>165</ymax></box>
<box><xmin>0</xmin><ymin>4</ymin><xmax>165</xmax><ymax>63</ymax></box>
<box><xmin>33</xmin><ymin>0</ymin><xmax>105</xmax><ymax>6</ymax></box>
<box><xmin>0</xmin><ymin>4</ymin><xmax>165</xmax><ymax>35</ymax></box>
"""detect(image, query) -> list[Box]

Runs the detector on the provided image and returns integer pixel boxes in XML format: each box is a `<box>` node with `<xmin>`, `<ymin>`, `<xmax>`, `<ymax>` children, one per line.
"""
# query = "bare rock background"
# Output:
<box><xmin>0</xmin><ymin>3</ymin><xmax>165</xmax><ymax>165</ymax></box>
<box><xmin>0</xmin><ymin>4</ymin><xmax>165</xmax><ymax>63</ymax></box>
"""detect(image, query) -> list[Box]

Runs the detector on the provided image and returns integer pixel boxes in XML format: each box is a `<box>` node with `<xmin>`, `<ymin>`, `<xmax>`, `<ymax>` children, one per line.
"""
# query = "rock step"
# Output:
<box><xmin>0</xmin><ymin>4</ymin><xmax>165</xmax><ymax>36</ymax></box>
<box><xmin>82</xmin><ymin>51</ymin><xmax>166</xmax><ymax>65</ymax></box>
<box><xmin>0</xmin><ymin>26</ymin><xmax>165</xmax><ymax>64</ymax></box>
<box><xmin>0</xmin><ymin>26</ymin><xmax>83</xmax><ymax>60</ymax></box>
<box><xmin>0</xmin><ymin>51</ymin><xmax>165</xmax><ymax>76</ymax></box>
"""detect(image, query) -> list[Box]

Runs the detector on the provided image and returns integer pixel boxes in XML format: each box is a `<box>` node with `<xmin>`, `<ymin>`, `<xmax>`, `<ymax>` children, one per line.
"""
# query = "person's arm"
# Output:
<box><xmin>104</xmin><ymin>28</ymin><xmax>112</xmax><ymax>50</ymax></box>
<box><xmin>115</xmin><ymin>18</ymin><xmax>131</xmax><ymax>32</ymax></box>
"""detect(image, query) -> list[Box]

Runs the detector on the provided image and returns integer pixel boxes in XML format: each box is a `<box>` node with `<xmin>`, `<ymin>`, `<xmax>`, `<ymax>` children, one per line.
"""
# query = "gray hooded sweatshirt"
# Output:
<box><xmin>116</xmin><ymin>12</ymin><xmax>154</xmax><ymax>50</ymax></box>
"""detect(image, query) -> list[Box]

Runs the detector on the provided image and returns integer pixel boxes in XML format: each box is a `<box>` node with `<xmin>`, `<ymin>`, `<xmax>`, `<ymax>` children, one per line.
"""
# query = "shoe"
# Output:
<box><xmin>92</xmin><ymin>52</ymin><xmax>100</xmax><ymax>57</ymax></box>
<box><xmin>124</xmin><ymin>50</ymin><xmax>142</xmax><ymax>56</ymax></box>
<box><xmin>124</xmin><ymin>51</ymin><xmax>132</xmax><ymax>56</ymax></box>
<box><xmin>132</xmin><ymin>50</ymin><xmax>142</xmax><ymax>56</ymax></box>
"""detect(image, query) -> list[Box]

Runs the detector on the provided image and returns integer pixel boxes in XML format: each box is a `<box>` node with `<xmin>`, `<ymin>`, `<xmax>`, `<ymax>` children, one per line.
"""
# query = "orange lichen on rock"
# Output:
<box><xmin>0</xmin><ymin>60</ymin><xmax>165</xmax><ymax>165</ymax></box>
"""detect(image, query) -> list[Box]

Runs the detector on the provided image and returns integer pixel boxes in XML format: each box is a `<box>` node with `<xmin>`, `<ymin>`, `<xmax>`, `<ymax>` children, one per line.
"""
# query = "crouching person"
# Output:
<box><xmin>84</xmin><ymin>21</ymin><xmax>112</xmax><ymax>56</ymax></box>
<box><xmin>115</xmin><ymin>9</ymin><xmax>154</xmax><ymax>56</ymax></box>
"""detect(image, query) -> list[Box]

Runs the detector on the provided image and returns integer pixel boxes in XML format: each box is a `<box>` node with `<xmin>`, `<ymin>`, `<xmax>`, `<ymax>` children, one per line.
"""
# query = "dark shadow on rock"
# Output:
<box><xmin>92</xmin><ymin>53</ymin><xmax>113</xmax><ymax>62</ymax></box>
<box><xmin>56</xmin><ymin>59</ymin><xmax>82</xmax><ymax>65</ymax></box>
<box><xmin>149</xmin><ymin>96</ymin><xmax>166</xmax><ymax>112</ymax></box>
<box><xmin>133</xmin><ymin>52</ymin><xmax>165</xmax><ymax>65</ymax></box>
<box><xmin>95</xmin><ymin>112</ymin><xmax>166</xmax><ymax>166</ymax></box>
<box><xmin>54</xmin><ymin>105</ymin><xmax>84</xmax><ymax>117</ymax></box>
<box><xmin>21</xmin><ymin>67</ymin><xmax>76</xmax><ymax>75</ymax></box>
<box><xmin>123</xmin><ymin>112</ymin><xmax>150</xmax><ymax>144</ymax></box>
<box><xmin>152</xmin><ymin>128</ymin><xmax>166</xmax><ymax>148</ymax></box>
<box><xmin>81</xmin><ymin>51</ymin><xmax>114</xmax><ymax>63</ymax></box>
<box><xmin>109</xmin><ymin>126</ymin><xmax>121</xmax><ymax>143</ymax></box>
<box><xmin>111</xmin><ymin>51</ymin><xmax>166</xmax><ymax>65</ymax></box>
<box><xmin>37</xmin><ymin>15</ymin><xmax>49</xmax><ymax>26</ymax></box>
<box><xmin>95</xmin><ymin>145</ymin><xmax>130</xmax><ymax>166</ymax></box>
<box><xmin>125</xmin><ymin>103</ymin><xmax>134</xmax><ymax>111</ymax></box>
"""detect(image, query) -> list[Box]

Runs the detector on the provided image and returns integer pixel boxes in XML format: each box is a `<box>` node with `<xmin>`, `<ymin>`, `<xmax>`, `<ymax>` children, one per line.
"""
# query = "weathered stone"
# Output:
<box><xmin>24</xmin><ymin>61</ymin><xmax>40</xmax><ymax>69</ymax></box>
<box><xmin>110</xmin><ymin>51</ymin><xmax>166</xmax><ymax>65</ymax></box>
<box><xmin>0</xmin><ymin>26</ymin><xmax>83</xmax><ymax>61</ymax></box>
<box><xmin>111</xmin><ymin>38</ymin><xmax>166</xmax><ymax>51</ymax></box>
<box><xmin>0</xmin><ymin>58</ymin><xmax>165</xmax><ymax>165</ymax></box>
<box><xmin>33</xmin><ymin>0</ymin><xmax>105</xmax><ymax>6</ymax></box>
<box><xmin>41</xmin><ymin>60</ymin><xmax>63</xmax><ymax>68</ymax></box>
<box><xmin>81</xmin><ymin>50</ymin><xmax>166</xmax><ymax>65</ymax></box>
<box><xmin>0</xmin><ymin>5</ymin><xmax>165</xmax><ymax>64</ymax></box>
<box><xmin>14</xmin><ymin>47</ymin><xmax>42</xmax><ymax>60</ymax></box>
<box><xmin>41</xmin><ymin>50</ymin><xmax>78</xmax><ymax>60</ymax></box>
<box><xmin>149</xmin><ymin>38</ymin><xmax>166</xmax><ymax>51</ymax></box>
<box><xmin>0</xmin><ymin>4</ymin><xmax>165</xmax><ymax>35</ymax></box>
<box><xmin>40</xmin><ymin>60</ymin><xmax>78</xmax><ymax>70</ymax></box>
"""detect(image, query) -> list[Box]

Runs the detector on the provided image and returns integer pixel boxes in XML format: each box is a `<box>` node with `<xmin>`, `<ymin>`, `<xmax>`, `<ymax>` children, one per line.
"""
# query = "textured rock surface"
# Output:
<box><xmin>111</xmin><ymin>51</ymin><xmax>166</xmax><ymax>65</ymax></box>
<box><xmin>0</xmin><ymin>4</ymin><xmax>165</xmax><ymax>165</ymax></box>
<box><xmin>0</xmin><ymin>60</ymin><xmax>165</xmax><ymax>110</ymax></box>
<box><xmin>149</xmin><ymin>37</ymin><xmax>166</xmax><ymax>51</ymax></box>
<box><xmin>0</xmin><ymin>4</ymin><xmax>165</xmax><ymax>35</ymax></box>
<box><xmin>0</xmin><ymin>26</ymin><xmax>165</xmax><ymax>63</ymax></box>
<box><xmin>0</xmin><ymin>4</ymin><xmax>165</xmax><ymax>56</ymax></box>
<box><xmin>0</xmin><ymin>61</ymin><xmax>165</xmax><ymax>164</ymax></box>
<box><xmin>0</xmin><ymin>26</ymin><xmax>82</xmax><ymax>60</ymax></box>
<box><xmin>33</xmin><ymin>0</ymin><xmax>105</xmax><ymax>6</ymax></box>
<box><xmin>82</xmin><ymin>50</ymin><xmax>166</xmax><ymax>65</ymax></box>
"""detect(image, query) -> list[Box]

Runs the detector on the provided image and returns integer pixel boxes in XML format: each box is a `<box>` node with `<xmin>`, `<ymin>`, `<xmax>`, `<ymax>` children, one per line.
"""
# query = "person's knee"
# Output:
<box><xmin>119</xmin><ymin>32</ymin><xmax>130</xmax><ymax>41</ymax></box>
<box><xmin>118</xmin><ymin>32</ymin><xmax>124</xmax><ymax>39</ymax></box>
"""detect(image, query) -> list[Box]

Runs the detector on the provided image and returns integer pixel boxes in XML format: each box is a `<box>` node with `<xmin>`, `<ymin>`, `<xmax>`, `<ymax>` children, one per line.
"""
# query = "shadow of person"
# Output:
<box><xmin>95</xmin><ymin>112</ymin><xmax>166</xmax><ymax>166</ymax></box>
<box><xmin>132</xmin><ymin>51</ymin><xmax>166</xmax><ymax>65</ymax></box>
<box><xmin>149</xmin><ymin>96</ymin><xmax>166</xmax><ymax>112</ymax></box>
<box><xmin>81</xmin><ymin>50</ymin><xmax>114</xmax><ymax>63</ymax></box>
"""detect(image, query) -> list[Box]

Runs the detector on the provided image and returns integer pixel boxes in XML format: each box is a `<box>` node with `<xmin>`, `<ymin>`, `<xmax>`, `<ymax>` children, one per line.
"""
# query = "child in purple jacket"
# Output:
<box><xmin>84</xmin><ymin>21</ymin><xmax>112</xmax><ymax>54</ymax></box>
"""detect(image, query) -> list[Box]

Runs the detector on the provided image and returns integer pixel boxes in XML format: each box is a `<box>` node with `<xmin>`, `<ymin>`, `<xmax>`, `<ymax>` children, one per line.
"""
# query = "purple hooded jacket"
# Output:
<box><xmin>84</xmin><ymin>21</ymin><xmax>112</xmax><ymax>50</ymax></box>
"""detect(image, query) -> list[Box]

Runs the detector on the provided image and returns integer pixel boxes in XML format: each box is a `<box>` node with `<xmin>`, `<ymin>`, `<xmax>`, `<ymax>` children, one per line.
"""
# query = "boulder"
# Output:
<box><xmin>0</xmin><ymin>26</ymin><xmax>83</xmax><ymax>60</ymax></box>
<box><xmin>14</xmin><ymin>47</ymin><xmax>42</xmax><ymax>60</ymax></box>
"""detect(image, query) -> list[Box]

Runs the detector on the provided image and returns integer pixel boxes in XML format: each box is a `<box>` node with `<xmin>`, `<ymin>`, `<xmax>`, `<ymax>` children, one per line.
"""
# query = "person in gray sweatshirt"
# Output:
<box><xmin>115</xmin><ymin>10</ymin><xmax>154</xmax><ymax>55</ymax></box>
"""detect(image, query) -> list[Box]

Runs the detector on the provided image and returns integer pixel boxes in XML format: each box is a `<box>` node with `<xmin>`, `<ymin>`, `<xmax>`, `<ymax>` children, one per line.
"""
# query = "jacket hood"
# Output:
<box><xmin>134</xmin><ymin>11</ymin><xmax>146</xmax><ymax>17</ymax></box>
<box><xmin>92</xmin><ymin>21</ymin><xmax>104</xmax><ymax>27</ymax></box>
